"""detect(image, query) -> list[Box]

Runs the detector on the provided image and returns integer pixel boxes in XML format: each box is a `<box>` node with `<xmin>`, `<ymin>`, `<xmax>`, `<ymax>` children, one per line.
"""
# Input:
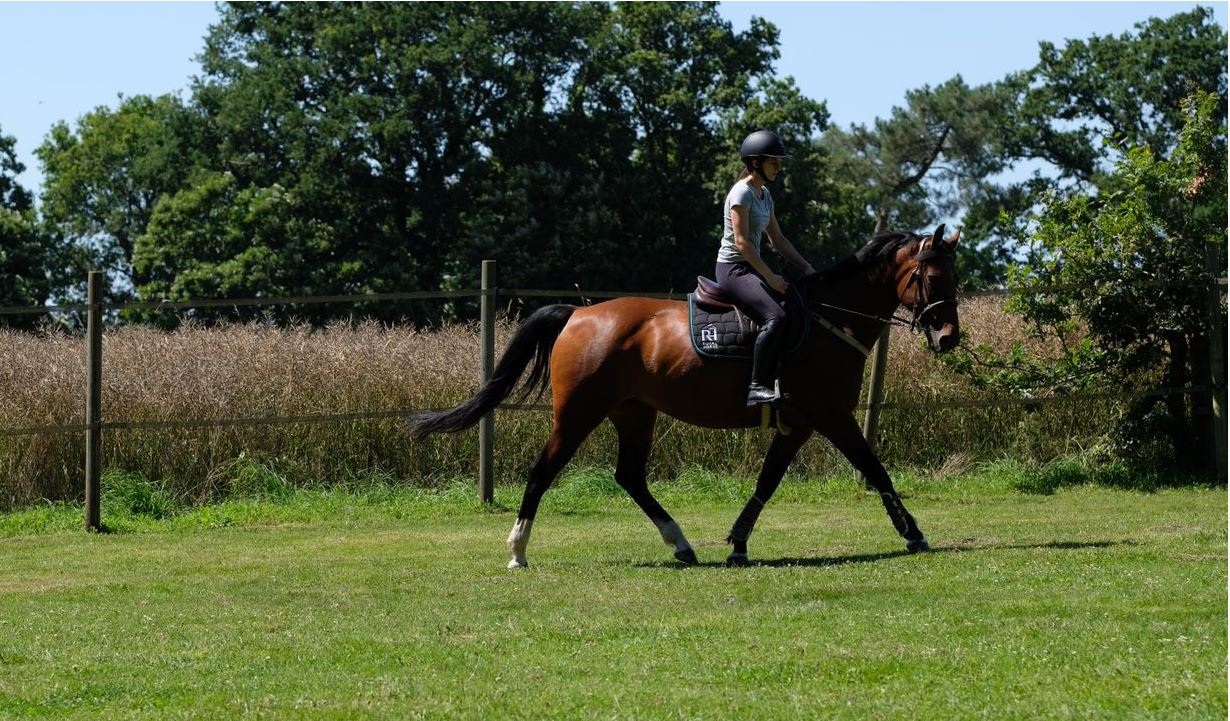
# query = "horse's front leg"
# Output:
<box><xmin>820</xmin><ymin>414</ymin><xmax>929</xmax><ymax>553</ymax></box>
<box><xmin>726</xmin><ymin>427</ymin><xmax>813</xmax><ymax>566</ymax></box>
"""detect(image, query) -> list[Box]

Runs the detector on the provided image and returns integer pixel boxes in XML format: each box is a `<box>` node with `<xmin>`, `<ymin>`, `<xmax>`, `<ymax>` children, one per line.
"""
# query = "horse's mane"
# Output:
<box><xmin>853</xmin><ymin>231</ymin><xmax>922</xmax><ymax>266</ymax></box>
<box><xmin>811</xmin><ymin>231</ymin><xmax>921</xmax><ymax>282</ymax></box>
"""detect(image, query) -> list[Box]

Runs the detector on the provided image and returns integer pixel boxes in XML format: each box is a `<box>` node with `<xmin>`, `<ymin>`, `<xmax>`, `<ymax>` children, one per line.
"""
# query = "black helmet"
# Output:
<box><xmin>740</xmin><ymin>130</ymin><xmax>789</xmax><ymax>161</ymax></box>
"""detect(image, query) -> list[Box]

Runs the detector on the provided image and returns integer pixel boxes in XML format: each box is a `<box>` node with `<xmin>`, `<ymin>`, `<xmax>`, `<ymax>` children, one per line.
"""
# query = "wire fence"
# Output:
<box><xmin>0</xmin><ymin>274</ymin><xmax>1225</xmax><ymax>441</ymax></box>
<box><xmin>1</xmin><ymin>265</ymin><xmax>1226</xmax><ymax>528</ymax></box>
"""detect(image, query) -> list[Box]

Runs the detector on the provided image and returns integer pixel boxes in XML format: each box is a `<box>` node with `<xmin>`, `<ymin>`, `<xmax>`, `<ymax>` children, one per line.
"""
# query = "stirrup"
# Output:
<box><xmin>772</xmin><ymin>379</ymin><xmax>794</xmax><ymax>406</ymax></box>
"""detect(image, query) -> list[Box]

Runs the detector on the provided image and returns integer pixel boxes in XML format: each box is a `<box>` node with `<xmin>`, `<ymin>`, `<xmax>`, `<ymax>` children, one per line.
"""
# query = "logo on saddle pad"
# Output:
<box><xmin>700</xmin><ymin>324</ymin><xmax>719</xmax><ymax>350</ymax></box>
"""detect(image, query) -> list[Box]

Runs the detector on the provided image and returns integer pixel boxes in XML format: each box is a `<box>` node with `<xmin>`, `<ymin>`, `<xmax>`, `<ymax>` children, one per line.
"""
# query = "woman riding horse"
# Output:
<box><xmin>717</xmin><ymin>130</ymin><xmax>816</xmax><ymax>406</ymax></box>
<box><xmin>408</xmin><ymin>202</ymin><xmax>962</xmax><ymax>569</ymax></box>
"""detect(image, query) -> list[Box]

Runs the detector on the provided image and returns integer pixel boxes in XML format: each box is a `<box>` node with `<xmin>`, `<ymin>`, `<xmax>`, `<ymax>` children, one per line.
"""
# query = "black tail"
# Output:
<box><xmin>407</xmin><ymin>304</ymin><xmax>577</xmax><ymax>439</ymax></box>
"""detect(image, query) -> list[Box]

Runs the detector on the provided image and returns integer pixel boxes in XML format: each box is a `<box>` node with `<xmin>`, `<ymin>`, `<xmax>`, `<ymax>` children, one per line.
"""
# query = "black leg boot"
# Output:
<box><xmin>747</xmin><ymin>318</ymin><xmax>786</xmax><ymax>407</ymax></box>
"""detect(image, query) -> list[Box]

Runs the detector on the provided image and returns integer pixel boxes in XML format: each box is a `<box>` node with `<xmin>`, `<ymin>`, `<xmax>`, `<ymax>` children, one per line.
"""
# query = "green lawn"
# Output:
<box><xmin>0</xmin><ymin>473</ymin><xmax>1225</xmax><ymax>720</ymax></box>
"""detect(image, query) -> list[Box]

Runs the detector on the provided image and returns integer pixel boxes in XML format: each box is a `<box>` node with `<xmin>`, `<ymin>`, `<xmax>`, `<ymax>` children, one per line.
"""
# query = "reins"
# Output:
<box><xmin>802</xmin><ymin>237</ymin><xmax>959</xmax><ymax>353</ymax></box>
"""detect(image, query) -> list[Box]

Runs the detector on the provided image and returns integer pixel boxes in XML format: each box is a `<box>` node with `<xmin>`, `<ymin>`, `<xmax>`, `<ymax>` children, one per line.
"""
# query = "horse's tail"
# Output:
<box><xmin>407</xmin><ymin>304</ymin><xmax>577</xmax><ymax>439</ymax></box>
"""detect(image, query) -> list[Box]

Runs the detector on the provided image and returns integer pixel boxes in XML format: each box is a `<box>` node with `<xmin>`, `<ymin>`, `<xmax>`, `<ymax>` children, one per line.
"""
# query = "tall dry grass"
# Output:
<box><xmin>0</xmin><ymin>297</ymin><xmax>1117</xmax><ymax>508</ymax></box>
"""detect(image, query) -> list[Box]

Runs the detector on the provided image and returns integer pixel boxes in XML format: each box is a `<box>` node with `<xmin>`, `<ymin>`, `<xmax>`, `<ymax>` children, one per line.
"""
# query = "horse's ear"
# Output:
<box><xmin>945</xmin><ymin>227</ymin><xmax>961</xmax><ymax>248</ymax></box>
<box><xmin>919</xmin><ymin>224</ymin><xmax>943</xmax><ymax>254</ymax></box>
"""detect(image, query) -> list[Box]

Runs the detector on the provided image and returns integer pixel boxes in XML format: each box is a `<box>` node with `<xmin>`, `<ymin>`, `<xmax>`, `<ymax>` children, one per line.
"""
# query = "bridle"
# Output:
<box><xmin>900</xmin><ymin>243</ymin><xmax>959</xmax><ymax>332</ymax></box>
<box><xmin>806</xmin><ymin>237</ymin><xmax>959</xmax><ymax>335</ymax></box>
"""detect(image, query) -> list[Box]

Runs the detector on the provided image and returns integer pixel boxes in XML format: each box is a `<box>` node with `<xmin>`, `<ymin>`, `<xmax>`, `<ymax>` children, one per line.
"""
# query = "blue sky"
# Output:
<box><xmin>1</xmin><ymin>1</ymin><xmax>1225</xmax><ymax>195</ymax></box>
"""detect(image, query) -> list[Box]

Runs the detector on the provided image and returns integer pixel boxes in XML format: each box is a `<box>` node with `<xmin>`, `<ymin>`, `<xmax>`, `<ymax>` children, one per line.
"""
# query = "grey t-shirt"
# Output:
<box><xmin>717</xmin><ymin>179</ymin><xmax>773</xmax><ymax>264</ymax></box>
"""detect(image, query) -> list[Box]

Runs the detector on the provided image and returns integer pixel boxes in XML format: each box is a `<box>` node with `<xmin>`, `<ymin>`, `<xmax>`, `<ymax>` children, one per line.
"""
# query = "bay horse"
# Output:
<box><xmin>409</xmin><ymin>225</ymin><xmax>961</xmax><ymax>568</ymax></box>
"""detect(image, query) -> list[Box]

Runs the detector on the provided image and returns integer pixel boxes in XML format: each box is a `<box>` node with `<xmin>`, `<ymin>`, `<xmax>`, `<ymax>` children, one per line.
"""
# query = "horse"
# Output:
<box><xmin>409</xmin><ymin>225</ymin><xmax>961</xmax><ymax>568</ymax></box>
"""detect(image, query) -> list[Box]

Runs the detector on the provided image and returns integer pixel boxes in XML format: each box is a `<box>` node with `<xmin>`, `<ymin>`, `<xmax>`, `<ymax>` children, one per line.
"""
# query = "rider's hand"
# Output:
<box><xmin>767</xmin><ymin>273</ymin><xmax>789</xmax><ymax>294</ymax></box>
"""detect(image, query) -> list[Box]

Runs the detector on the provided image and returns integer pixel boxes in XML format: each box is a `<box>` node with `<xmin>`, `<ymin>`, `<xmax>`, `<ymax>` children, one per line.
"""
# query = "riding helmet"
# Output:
<box><xmin>740</xmin><ymin>130</ymin><xmax>789</xmax><ymax>161</ymax></box>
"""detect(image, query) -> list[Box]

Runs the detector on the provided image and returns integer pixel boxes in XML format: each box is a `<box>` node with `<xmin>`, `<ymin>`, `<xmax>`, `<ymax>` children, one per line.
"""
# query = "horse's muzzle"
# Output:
<box><xmin>926</xmin><ymin>324</ymin><xmax>958</xmax><ymax>353</ymax></box>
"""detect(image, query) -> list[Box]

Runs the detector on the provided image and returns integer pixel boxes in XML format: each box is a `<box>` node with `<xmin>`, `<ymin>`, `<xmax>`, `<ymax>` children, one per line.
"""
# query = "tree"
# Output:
<box><xmin>38</xmin><ymin>2</ymin><xmax>902</xmax><ymax>323</ymax></box>
<box><xmin>460</xmin><ymin>1</ymin><xmax>786</xmax><ymax>295</ymax></box>
<box><xmin>154</xmin><ymin>2</ymin><xmax>608</xmax><ymax>322</ymax></box>
<box><xmin>998</xmin><ymin>7</ymin><xmax>1227</xmax><ymax>186</ymax></box>
<box><xmin>0</xmin><ymin>128</ymin><xmax>53</xmax><ymax>327</ymax></box>
<box><xmin>979</xmin><ymin>6</ymin><xmax>1227</xmax><ymax>281</ymax></box>
<box><xmin>821</xmin><ymin>76</ymin><xmax>1012</xmax><ymax>286</ymax></box>
<box><xmin>36</xmin><ymin>94</ymin><xmax>210</xmax><ymax>302</ymax></box>
<box><xmin>943</xmin><ymin>90</ymin><xmax>1227</xmax><ymax>471</ymax></box>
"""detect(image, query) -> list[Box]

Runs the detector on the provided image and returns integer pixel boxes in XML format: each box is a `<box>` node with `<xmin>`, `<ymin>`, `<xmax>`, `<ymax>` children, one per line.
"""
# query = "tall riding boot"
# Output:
<box><xmin>747</xmin><ymin>318</ymin><xmax>786</xmax><ymax>407</ymax></box>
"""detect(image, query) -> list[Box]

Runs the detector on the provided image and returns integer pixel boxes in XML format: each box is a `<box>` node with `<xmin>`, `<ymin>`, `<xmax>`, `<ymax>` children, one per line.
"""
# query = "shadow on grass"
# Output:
<box><xmin>636</xmin><ymin>539</ymin><xmax>1132</xmax><ymax>569</ymax></box>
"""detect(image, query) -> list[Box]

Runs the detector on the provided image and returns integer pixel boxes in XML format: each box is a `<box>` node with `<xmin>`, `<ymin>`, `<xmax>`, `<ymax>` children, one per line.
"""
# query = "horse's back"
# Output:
<box><xmin>557</xmin><ymin>297</ymin><xmax>694</xmax><ymax>376</ymax></box>
<box><xmin>549</xmin><ymin>297</ymin><xmax>760</xmax><ymax>425</ymax></box>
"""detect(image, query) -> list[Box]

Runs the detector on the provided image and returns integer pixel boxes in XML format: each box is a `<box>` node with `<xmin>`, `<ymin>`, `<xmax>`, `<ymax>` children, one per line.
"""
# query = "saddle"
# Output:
<box><xmin>686</xmin><ymin>276</ymin><xmax>807</xmax><ymax>360</ymax></box>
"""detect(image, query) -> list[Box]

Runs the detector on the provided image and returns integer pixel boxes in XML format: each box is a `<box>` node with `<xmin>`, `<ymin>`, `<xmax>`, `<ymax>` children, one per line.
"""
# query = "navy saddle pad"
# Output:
<box><xmin>687</xmin><ymin>276</ymin><xmax>805</xmax><ymax>360</ymax></box>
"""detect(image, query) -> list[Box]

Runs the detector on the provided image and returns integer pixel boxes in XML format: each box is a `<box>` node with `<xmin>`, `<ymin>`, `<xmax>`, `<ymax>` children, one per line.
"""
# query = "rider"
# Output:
<box><xmin>717</xmin><ymin>130</ymin><xmax>816</xmax><ymax>406</ymax></box>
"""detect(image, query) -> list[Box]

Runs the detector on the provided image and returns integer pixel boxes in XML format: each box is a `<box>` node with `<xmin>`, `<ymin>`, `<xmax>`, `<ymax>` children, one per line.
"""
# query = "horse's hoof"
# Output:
<box><xmin>674</xmin><ymin>548</ymin><xmax>699</xmax><ymax>565</ymax></box>
<box><xmin>907</xmin><ymin>538</ymin><xmax>930</xmax><ymax>554</ymax></box>
<box><xmin>725</xmin><ymin>553</ymin><xmax>751</xmax><ymax>568</ymax></box>
<box><xmin>507</xmin><ymin>559</ymin><xmax>528</xmax><ymax>569</ymax></box>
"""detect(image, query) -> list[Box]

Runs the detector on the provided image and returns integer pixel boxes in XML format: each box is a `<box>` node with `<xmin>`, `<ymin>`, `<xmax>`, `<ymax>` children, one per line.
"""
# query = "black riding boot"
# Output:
<box><xmin>747</xmin><ymin>318</ymin><xmax>786</xmax><ymax>407</ymax></box>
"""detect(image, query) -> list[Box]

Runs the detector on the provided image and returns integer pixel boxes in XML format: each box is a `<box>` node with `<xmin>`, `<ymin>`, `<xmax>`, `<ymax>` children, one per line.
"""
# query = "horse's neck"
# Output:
<box><xmin>820</xmin><ymin>266</ymin><xmax>902</xmax><ymax>350</ymax></box>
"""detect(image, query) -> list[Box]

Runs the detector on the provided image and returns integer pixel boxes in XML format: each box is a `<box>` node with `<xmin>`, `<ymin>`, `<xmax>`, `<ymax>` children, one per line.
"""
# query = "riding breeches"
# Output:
<box><xmin>714</xmin><ymin>262</ymin><xmax>787</xmax><ymax>326</ymax></box>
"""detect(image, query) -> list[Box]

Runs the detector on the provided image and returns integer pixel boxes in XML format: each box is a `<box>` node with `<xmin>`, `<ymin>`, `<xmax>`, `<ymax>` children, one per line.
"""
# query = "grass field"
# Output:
<box><xmin>0</xmin><ymin>470</ymin><xmax>1225</xmax><ymax>720</ymax></box>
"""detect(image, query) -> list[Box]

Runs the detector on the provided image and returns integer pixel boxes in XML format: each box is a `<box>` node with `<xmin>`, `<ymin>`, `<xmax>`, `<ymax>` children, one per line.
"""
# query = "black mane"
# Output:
<box><xmin>810</xmin><ymin>231</ymin><xmax>922</xmax><ymax>282</ymax></box>
<box><xmin>853</xmin><ymin>231</ymin><xmax>922</xmax><ymax>266</ymax></box>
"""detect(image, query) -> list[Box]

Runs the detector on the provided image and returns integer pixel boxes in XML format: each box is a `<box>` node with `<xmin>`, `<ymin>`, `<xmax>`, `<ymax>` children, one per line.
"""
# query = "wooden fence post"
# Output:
<box><xmin>478</xmin><ymin>260</ymin><xmax>496</xmax><ymax>503</ymax></box>
<box><xmin>861</xmin><ymin>216</ymin><xmax>892</xmax><ymax>489</ymax></box>
<box><xmin>1204</xmin><ymin>245</ymin><xmax>1227</xmax><ymax>481</ymax></box>
<box><xmin>84</xmin><ymin>271</ymin><xmax>104</xmax><ymax>532</ymax></box>
<box><xmin>860</xmin><ymin>326</ymin><xmax>891</xmax><ymax>487</ymax></box>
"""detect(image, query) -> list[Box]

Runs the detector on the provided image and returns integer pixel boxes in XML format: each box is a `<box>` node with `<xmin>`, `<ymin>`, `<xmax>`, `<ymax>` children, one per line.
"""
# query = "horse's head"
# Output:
<box><xmin>896</xmin><ymin>225</ymin><xmax>961</xmax><ymax>353</ymax></box>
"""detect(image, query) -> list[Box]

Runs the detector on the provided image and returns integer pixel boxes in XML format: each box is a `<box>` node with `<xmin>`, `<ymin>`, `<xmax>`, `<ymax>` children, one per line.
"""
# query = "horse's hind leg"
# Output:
<box><xmin>726</xmin><ymin>427</ymin><xmax>813</xmax><ymax>566</ymax></box>
<box><xmin>508</xmin><ymin>407</ymin><xmax>604</xmax><ymax>569</ymax></box>
<box><xmin>609</xmin><ymin>400</ymin><xmax>697</xmax><ymax>565</ymax></box>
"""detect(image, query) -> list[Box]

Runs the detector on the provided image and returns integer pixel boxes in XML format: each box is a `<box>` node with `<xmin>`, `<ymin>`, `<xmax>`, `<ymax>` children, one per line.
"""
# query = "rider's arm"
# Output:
<box><xmin>766</xmin><ymin>211</ymin><xmax>815</xmax><ymax>275</ymax></box>
<box><xmin>730</xmin><ymin>205</ymin><xmax>787</xmax><ymax>291</ymax></box>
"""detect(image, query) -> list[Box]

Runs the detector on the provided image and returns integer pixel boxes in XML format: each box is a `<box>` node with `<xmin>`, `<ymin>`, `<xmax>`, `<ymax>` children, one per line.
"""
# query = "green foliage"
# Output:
<box><xmin>455</xmin><ymin>2</ymin><xmax>792</xmax><ymax>295</ymax></box>
<box><xmin>217</xmin><ymin>454</ymin><xmax>297</xmax><ymax>501</ymax></box>
<box><xmin>0</xmin><ymin>127</ymin><xmax>53</xmax><ymax>325</ymax></box>
<box><xmin>28</xmin><ymin>4</ymin><xmax>1226</xmax><ymax>316</ymax></box>
<box><xmin>1010</xmin><ymin>452</ymin><xmax>1219</xmax><ymax>495</ymax></box>
<box><xmin>821</xmin><ymin>76</ymin><xmax>1012</xmax><ymax>284</ymax></box>
<box><xmin>36</xmin><ymin>94</ymin><xmax>210</xmax><ymax>303</ymax></box>
<box><xmin>104</xmin><ymin>2</ymin><xmax>805</xmax><ymax>322</ymax></box>
<box><xmin>999</xmin><ymin>7</ymin><xmax>1227</xmax><ymax>184</ymax></box>
<box><xmin>944</xmin><ymin>90</ymin><xmax>1227</xmax><ymax>468</ymax></box>
<box><xmin>100</xmin><ymin>469</ymin><xmax>180</xmax><ymax>519</ymax></box>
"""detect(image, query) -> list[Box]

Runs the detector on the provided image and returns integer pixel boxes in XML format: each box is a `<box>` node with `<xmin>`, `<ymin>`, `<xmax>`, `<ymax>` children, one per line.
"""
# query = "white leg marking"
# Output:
<box><xmin>507</xmin><ymin>518</ymin><xmax>533</xmax><ymax>569</ymax></box>
<box><xmin>654</xmin><ymin>519</ymin><xmax>694</xmax><ymax>555</ymax></box>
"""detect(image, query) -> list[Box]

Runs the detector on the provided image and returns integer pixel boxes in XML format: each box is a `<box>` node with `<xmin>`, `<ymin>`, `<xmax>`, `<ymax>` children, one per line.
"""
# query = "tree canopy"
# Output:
<box><xmin>0</xmin><ymin>127</ymin><xmax>52</xmax><ymax>326</ymax></box>
<box><xmin>15</xmin><ymin>1</ymin><xmax>1227</xmax><ymax>342</ymax></box>
<box><xmin>943</xmin><ymin>90</ymin><xmax>1227</xmax><ymax>470</ymax></box>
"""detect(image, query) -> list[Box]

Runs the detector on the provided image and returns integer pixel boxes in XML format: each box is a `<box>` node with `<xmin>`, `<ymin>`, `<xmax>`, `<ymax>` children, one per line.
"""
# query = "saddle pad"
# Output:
<box><xmin>687</xmin><ymin>294</ymin><xmax>760</xmax><ymax>359</ymax></box>
<box><xmin>687</xmin><ymin>293</ymin><xmax>808</xmax><ymax>360</ymax></box>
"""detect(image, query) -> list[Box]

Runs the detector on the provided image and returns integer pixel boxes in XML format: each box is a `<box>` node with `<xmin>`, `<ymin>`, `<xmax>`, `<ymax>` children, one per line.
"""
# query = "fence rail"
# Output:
<box><xmin>1</xmin><ymin>275</ymin><xmax>1226</xmax><ymax>317</ymax></box>
<box><xmin>1</xmin><ymin>264</ymin><xmax>1226</xmax><ymax>529</ymax></box>
<box><xmin>4</xmin><ymin>385</ymin><xmax>1222</xmax><ymax>440</ymax></box>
